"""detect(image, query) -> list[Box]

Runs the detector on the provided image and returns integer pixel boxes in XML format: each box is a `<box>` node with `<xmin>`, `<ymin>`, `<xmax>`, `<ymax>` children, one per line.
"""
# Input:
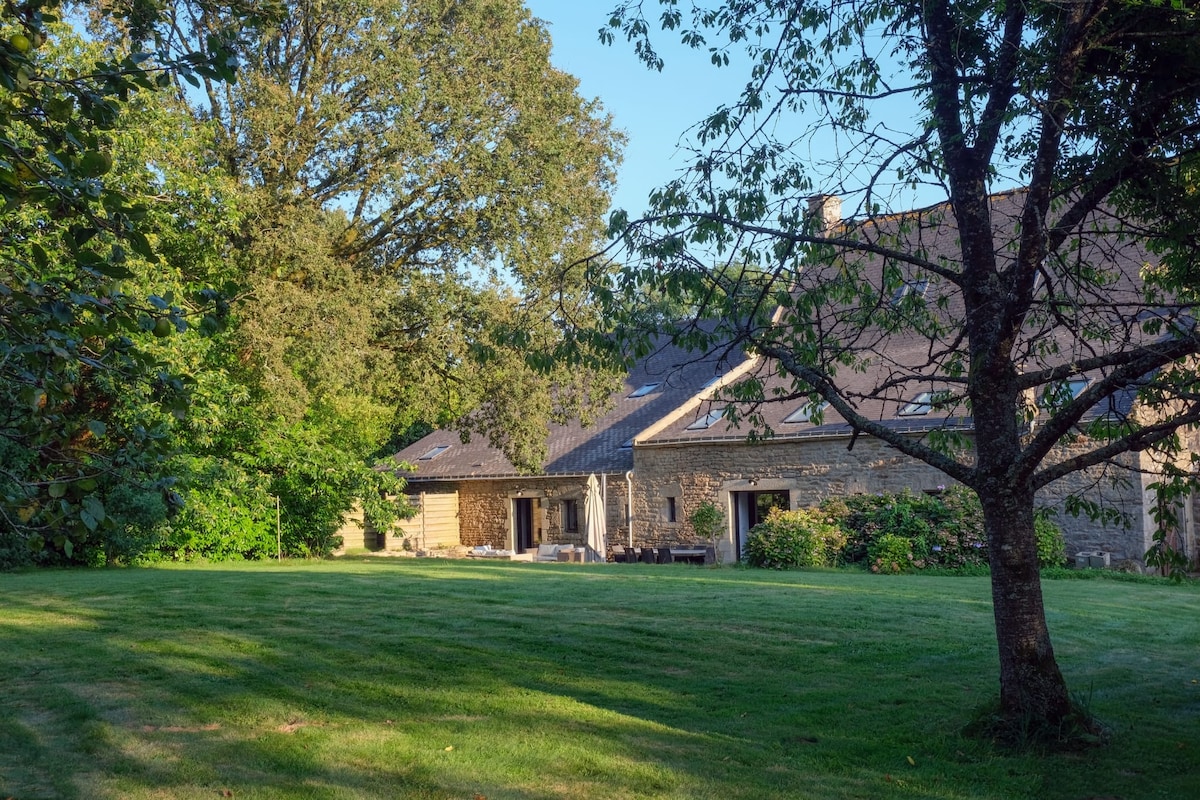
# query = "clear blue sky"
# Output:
<box><xmin>523</xmin><ymin>1</ymin><xmax>749</xmax><ymax>218</ymax></box>
<box><xmin>523</xmin><ymin>3</ymin><xmax>955</xmax><ymax>221</ymax></box>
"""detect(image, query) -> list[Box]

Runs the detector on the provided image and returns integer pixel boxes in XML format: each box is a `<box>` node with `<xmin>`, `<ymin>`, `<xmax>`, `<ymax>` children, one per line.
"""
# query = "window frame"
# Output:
<box><xmin>685</xmin><ymin>408</ymin><xmax>727</xmax><ymax>431</ymax></box>
<box><xmin>628</xmin><ymin>383</ymin><xmax>660</xmax><ymax>398</ymax></box>
<box><xmin>1037</xmin><ymin>378</ymin><xmax>1089</xmax><ymax>409</ymax></box>
<box><xmin>891</xmin><ymin>278</ymin><xmax>929</xmax><ymax>306</ymax></box>
<box><xmin>898</xmin><ymin>391</ymin><xmax>934</xmax><ymax>417</ymax></box>
<box><xmin>783</xmin><ymin>400</ymin><xmax>830</xmax><ymax>424</ymax></box>
<box><xmin>417</xmin><ymin>444</ymin><xmax>451</xmax><ymax>460</ymax></box>
<box><xmin>561</xmin><ymin>498</ymin><xmax>579</xmax><ymax>533</ymax></box>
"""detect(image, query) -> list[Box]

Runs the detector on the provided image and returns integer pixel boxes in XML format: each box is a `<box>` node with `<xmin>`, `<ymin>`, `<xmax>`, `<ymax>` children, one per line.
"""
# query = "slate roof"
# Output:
<box><xmin>398</xmin><ymin>189</ymin><xmax>1159</xmax><ymax>473</ymax></box>
<box><xmin>642</xmin><ymin>190</ymin><xmax>1153</xmax><ymax>445</ymax></box>
<box><xmin>393</xmin><ymin>335</ymin><xmax>745</xmax><ymax>480</ymax></box>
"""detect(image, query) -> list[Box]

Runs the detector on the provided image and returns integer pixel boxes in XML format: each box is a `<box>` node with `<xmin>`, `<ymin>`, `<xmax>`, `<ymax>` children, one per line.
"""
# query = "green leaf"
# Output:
<box><xmin>89</xmin><ymin>260</ymin><xmax>135</xmax><ymax>279</ymax></box>
<box><xmin>31</xmin><ymin>243</ymin><xmax>49</xmax><ymax>269</ymax></box>
<box><xmin>127</xmin><ymin>230</ymin><xmax>158</xmax><ymax>262</ymax></box>
<box><xmin>82</xmin><ymin>496</ymin><xmax>105</xmax><ymax>524</ymax></box>
<box><xmin>87</xmin><ymin>420</ymin><xmax>107</xmax><ymax>439</ymax></box>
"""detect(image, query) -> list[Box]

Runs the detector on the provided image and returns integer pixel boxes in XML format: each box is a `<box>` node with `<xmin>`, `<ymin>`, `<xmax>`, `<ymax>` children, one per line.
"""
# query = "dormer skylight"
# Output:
<box><xmin>686</xmin><ymin>409</ymin><xmax>727</xmax><ymax>431</ymax></box>
<box><xmin>898</xmin><ymin>392</ymin><xmax>935</xmax><ymax>416</ymax></box>
<box><xmin>891</xmin><ymin>279</ymin><xmax>929</xmax><ymax>305</ymax></box>
<box><xmin>1038</xmin><ymin>378</ymin><xmax>1088</xmax><ymax>409</ymax></box>
<box><xmin>783</xmin><ymin>400</ymin><xmax>829</xmax><ymax>424</ymax></box>
<box><xmin>628</xmin><ymin>383</ymin><xmax>659</xmax><ymax>398</ymax></box>
<box><xmin>417</xmin><ymin>444</ymin><xmax>451</xmax><ymax>460</ymax></box>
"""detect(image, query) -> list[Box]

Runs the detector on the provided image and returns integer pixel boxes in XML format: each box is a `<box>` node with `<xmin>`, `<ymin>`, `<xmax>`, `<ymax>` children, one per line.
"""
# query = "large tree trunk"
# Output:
<box><xmin>979</xmin><ymin>484</ymin><xmax>1073</xmax><ymax>727</ymax></box>
<box><xmin>953</xmin><ymin>165</ymin><xmax>1075</xmax><ymax>732</ymax></box>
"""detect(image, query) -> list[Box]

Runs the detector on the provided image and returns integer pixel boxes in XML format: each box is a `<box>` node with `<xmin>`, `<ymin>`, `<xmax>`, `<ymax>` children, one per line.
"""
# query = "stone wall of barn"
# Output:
<box><xmin>406</xmin><ymin>475</ymin><xmax>630</xmax><ymax>553</ymax></box>
<box><xmin>630</xmin><ymin>433</ymin><xmax>1152</xmax><ymax>565</ymax></box>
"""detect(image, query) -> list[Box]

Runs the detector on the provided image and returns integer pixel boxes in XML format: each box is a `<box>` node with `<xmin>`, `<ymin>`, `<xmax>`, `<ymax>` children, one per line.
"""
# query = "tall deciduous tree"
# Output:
<box><xmin>151</xmin><ymin>0</ymin><xmax>624</xmax><ymax>471</ymax></box>
<box><xmin>597</xmin><ymin>0</ymin><xmax>1200</xmax><ymax>738</ymax></box>
<box><xmin>0</xmin><ymin>1</ymin><xmax>255</xmax><ymax>564</ymax></box>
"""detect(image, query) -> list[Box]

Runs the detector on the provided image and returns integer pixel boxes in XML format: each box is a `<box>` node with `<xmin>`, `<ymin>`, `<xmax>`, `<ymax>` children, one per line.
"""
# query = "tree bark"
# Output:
<box><xmin>980</xmin><ymin>481</ymin><xmax>1073</xmax><ymax>726</ymax></box>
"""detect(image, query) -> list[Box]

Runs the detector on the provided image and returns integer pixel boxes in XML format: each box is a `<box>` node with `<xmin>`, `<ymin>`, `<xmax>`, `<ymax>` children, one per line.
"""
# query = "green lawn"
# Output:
<box><xmin>1</xmin><ymin>560</ymin><xmax>1197</xmax><ymax>799</ymax></box>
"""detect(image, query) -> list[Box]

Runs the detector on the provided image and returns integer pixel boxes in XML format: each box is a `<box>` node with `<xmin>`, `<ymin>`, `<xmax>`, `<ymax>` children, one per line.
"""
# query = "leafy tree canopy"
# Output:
<box><xmin>596</xmin><ymin>0</ymin><xmax>1200</xmax><ymax>739</ymax></box>
<box><xmin>0</xmin><ymin>0</ymin><xmax>259</xmax><ymax>564</ymax></box>
<box><xmin>137</xmin><ymin>0</ymin><xmax>626</xmax><ymax>471</ymax></box>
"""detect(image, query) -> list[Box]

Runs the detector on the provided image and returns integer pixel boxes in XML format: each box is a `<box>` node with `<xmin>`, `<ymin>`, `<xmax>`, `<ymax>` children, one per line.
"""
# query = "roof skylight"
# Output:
<box><xmin>417</xmin><ymin>444</ymin><xmax>451</xmax><ymax>460</ymax></box>
<box><xmin>891</xmin><ymin>278</ymin><xmax>929</xmax><ymax>305</ymax></box>
<box><xmin>1038</xmin><ymin>378</ymin><xmax>1088</xmax><ymax>408</ymax></box>
<box><xmin>628</xmin><ymin>383</ymin><xmax>659</xmax><ymax>398</ymax></box>
<box><xmin>783</xmin><ymin>400</ymin><xmax>829</xmax><ymax>424</ymax></box>
<box><xmin>685</xmin><ymin>409</ymin><xmax>727</xmax><ymax>431</ymax></box>
<box><xmin>898</xmin><ymin>392</ymin><xmax>935</xmax><ymax>416</ymax></box>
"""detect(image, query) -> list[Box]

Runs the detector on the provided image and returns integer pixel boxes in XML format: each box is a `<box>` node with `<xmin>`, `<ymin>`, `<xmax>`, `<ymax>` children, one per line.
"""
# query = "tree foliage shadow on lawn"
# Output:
<box><xmin>0</xmin><ymin>561</ymin><xmax>1197</xmax><ymax>799</ymax></box>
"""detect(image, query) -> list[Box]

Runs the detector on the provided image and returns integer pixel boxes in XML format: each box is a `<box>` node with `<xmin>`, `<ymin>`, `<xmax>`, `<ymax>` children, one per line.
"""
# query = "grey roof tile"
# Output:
<box><xmin>399</xmin><ymin>190</ymin><xmax>1165</xmax><ymax>473</ymax></box>
<box><xmin>394</xmin><ymin>336</ymin><xmax>742</xmax><ymax>480</ymax></box>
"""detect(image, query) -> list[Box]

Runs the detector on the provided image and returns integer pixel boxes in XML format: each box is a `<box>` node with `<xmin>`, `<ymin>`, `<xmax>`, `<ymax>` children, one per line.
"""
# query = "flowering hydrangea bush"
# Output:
<box><xmin>739</xmin><ymin>487</ymin><xmax>1067</xmax><ymax>573</ymax></box>
<box><xmin>743</xmin><ymin>507</ymin><xmax>846</xmax><ymax>569</ymax></box>
<box><xmin>822</xmin><ymin>487</ymin><xmax>990</xmax><ymax>569</ymax></box>
<box><xmin>868</xmin><ymin>532</ymin><xmax>917</xmax><ymax>573</ymax></box>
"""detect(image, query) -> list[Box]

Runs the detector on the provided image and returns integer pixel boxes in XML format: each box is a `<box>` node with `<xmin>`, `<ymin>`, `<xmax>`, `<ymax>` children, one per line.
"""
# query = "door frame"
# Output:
<box><xmin>512</xmin><ymin>497</ymin><xmax>535</xmax><ymax>553</ymax></box>
<box><xmin>718</xmin><ymin>478</ymin><xmax>796</xmax><ymax>560</ymax></box>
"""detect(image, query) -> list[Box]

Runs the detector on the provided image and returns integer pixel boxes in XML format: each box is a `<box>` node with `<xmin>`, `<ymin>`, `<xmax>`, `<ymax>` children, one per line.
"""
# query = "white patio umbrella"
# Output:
<box><xmin>584</xmin><ymin>473</ymin><xmax>607</xmax><ymax>563</ymax></box>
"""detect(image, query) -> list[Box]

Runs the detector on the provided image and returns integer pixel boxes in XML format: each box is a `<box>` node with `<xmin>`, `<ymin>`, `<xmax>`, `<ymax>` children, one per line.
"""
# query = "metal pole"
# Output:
<box><xmin>625</xmin><ymin>471</ymin><xmax>634</xmax><ymax>548</ymax></box>
<box><xmin>276</xmin><ymin>495</ymin><xmax>281</xmax><ymax>561</ymax></box>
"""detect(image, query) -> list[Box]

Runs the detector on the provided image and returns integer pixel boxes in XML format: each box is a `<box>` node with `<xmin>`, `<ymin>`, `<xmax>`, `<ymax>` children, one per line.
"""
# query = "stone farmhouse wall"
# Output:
<box><xmin>631</xmin><ymin>432</ymin><xmax>1155</xmax><ymax>564</ymax></box>
<box><xmin>410</xmin><ymin>476</ymin><xmax>630</xmax><ymax>552</ymax></box>
<box><xmin>1034</xmin><ymin>440</ymin><xmax>1146</xmax><ymax>563</ymax></box>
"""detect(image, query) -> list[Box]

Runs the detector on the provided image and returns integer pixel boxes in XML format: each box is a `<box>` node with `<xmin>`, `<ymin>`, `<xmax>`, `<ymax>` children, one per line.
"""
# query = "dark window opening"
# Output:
<box><xmin>562</xmin><ymin>499</ymin><xmax>579</xmax><ymax>533</ymax></box>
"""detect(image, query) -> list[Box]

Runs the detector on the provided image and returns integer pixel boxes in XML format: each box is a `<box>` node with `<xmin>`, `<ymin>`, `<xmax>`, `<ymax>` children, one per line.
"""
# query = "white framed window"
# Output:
<box><xmin>891</xmin><ymin>278</ymin><xmax>929</xmax><ymax>305</ymax></box>
<box><xmin>685</xmin><ymin>409</ymin><xmax>726</xmax><ymax>430</ymax></box>
<box><xmin>628</xmin><ymin>383</ymin><xmax>659</xmax><ymax>398</ymax></box>
<box><xmin>783</xmin><ymin>400</ymin><xmax>829</xmax><ymax>424</ymax></box>
<box><xmin>417</xmin><ymin>444</ymin><xmax>451</xmax><ymax>460</ymax></box>
<box><xmin>898</xmin><ymin>392</ymin><xmax>934</xmax><ymax>416</ymax></box>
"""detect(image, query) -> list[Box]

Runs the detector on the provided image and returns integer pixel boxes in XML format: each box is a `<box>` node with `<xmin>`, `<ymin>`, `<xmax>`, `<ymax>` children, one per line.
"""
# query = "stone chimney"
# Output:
<box><xmin>806</xmin><ymin>194</ymin><xmax>842</xmax><ymax>236</ymax></box>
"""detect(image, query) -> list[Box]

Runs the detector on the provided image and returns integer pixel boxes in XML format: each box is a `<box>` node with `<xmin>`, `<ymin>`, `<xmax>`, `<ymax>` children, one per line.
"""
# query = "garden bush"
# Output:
<box><xmin>744</xmin><ymin>487</ymin><xmax>1070</xmax><ymax>574</ymax></box>
<box><xmin>1035</xmin><ymin>513</ymin><xmax>1068</xmax><ymax>567</ymax></box>
<box><xmin>868</xmin><ymin>532</ymin><xmax>917</xmax><ymax>573</ymax></box>
<box><xmin>825</xmin><ymin>486</ymin><xmax>989</xmax><ymax>569</ymax></box>
<box><xmin>743</xmin><ymin>507</ymin><xmax>846</xmax><ymax>569</ymax></box>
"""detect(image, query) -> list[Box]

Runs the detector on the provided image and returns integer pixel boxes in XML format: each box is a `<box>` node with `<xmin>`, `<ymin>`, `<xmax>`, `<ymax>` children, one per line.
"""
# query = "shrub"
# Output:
<box><xmin>1035</xmin><ymin>513</ymin><xmax>1068</xmax><ymax>568</ymax></box>
<box><xmin>828</xmin><ymin>487</ymin><xmax>989</xmax><ymax>569</ymax></box>
<box><xmin>769</xmin><ymin>488</ymin><xmax>1066</xmax><ymax>575</ymax></box>
<box><xmin>689</xmin><ymin>501</ymin><xmax>725</xmax><ymax>564</ymax></box>
<box><xmin>868</xmin><ymin>532</ymin><xmax>916</xmax><ymax>573</ymax></box>
<box><xmin>744</xmin><ymin>507</ymin><xmax>845</xmax><ymax>569</ymax></box>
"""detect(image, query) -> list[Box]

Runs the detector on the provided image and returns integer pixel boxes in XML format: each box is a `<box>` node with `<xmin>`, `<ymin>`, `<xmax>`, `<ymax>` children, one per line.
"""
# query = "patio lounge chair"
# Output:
<box><xmin>535</xmin><ymin>543</ymin><xmax>564</xmax><ymax>562</ymax></box>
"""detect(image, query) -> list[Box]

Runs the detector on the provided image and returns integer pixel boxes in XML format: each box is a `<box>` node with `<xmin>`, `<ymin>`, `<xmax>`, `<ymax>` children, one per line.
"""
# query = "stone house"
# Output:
<box><xmin>387</xmin><ymin>337</ymin><xmax>737</xmax><ymax>555</ymax></box>
<box><xmin>392</xmin><ymin>193</ymin><xmax>1199</xmax><ymax>567</ymax></box>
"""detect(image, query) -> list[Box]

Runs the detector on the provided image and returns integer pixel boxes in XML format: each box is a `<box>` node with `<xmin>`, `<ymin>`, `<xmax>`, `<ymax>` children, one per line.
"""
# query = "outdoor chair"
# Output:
<box><xmin>535</xmin><ymin>543</ymin><xmax>562</xmax><ymax>562</ymax></box>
